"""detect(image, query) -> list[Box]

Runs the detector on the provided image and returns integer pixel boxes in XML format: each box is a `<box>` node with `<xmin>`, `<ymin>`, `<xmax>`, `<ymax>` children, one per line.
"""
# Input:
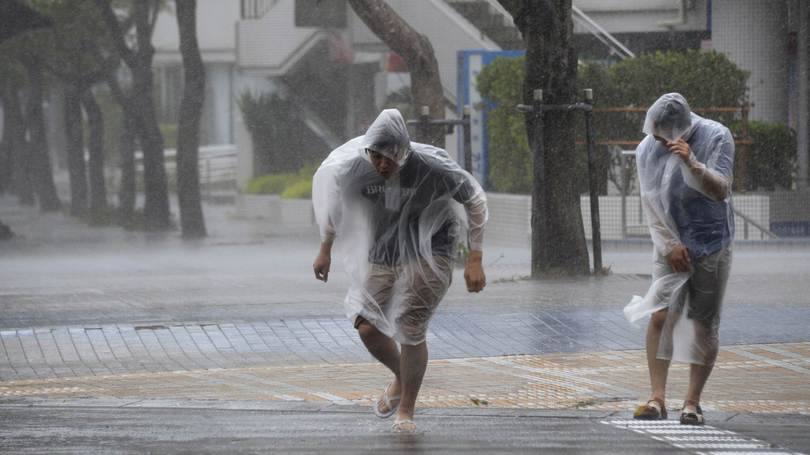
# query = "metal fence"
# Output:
<box><xmin>596</xmin><ymin>148</ymin><xmax>810</xmax><ymax>241</ymax></box>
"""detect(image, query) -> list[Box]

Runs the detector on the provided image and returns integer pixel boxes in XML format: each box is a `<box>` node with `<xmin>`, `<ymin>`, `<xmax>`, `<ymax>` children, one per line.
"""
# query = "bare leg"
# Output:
<box><xmin>685</xmin><ymin>322</ymin><xmax>718</xmax><ymax>405</ymax></box>
<box><xmin>396</xmin><ymin>341</ymin><xmax>428</xmax><ymax>422</ymax></box>
<box><xmin>357</xmin><ymin>321</ymin><xmax>402</xmax><ymax>404</ymax></box>
<box><xmin>647</xmin><ymin>309</ymin><xmax>671</xmax><ymax>405</ymax></box>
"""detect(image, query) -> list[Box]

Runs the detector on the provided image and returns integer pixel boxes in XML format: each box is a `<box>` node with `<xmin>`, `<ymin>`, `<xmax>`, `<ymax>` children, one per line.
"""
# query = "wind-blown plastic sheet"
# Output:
<box><xmin>625</xmin><ymin>94</ymin><xmax>735</xmax><ymax>365</ymax></box>
<box><xmin>313</xmin><ymin>109</ymin><xmax>487</xmax><ymax>344</ymax></box>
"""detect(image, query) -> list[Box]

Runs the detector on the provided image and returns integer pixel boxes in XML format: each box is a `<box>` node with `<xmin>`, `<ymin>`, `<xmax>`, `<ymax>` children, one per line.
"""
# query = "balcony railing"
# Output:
<box><xmin>241</xmin><ymin>0</ymin><xmax>280</xmax><ymax>19</ymax></box>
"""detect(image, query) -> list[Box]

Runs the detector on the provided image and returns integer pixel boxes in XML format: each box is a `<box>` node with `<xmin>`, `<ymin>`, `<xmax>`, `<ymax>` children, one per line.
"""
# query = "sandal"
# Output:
<box><xmin>373</xmin><ymin>382</ymin><xmax>401</xmax><ymax>419</ymax></box>
<box><xmin>680</xmin><ymin>402</ymin><xmax>705</xmax><ymax>426</ymax></box>
<box><xmin>633</xmin><ymin>398</ymin><xmax>667</xmax><ymax>420</ymax></box>
<box><xmin>391</xmin><ymin>418</ymin><xmax>417</xmax><ymax>433</ymax></box>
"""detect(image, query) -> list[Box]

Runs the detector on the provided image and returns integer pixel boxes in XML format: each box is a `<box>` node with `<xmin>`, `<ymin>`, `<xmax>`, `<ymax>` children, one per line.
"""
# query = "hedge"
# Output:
<box><xmin>476</xmin><ymin>50</ymin><xmax>799</xmax><ymax>193</ymax></box>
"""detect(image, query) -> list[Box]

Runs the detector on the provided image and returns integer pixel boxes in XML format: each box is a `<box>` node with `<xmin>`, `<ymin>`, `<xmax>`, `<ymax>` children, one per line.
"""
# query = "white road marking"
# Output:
<box><xmin>602</xmin><ymin>419</ymin><xmax>805</xmax><ymax>454</ymax></box>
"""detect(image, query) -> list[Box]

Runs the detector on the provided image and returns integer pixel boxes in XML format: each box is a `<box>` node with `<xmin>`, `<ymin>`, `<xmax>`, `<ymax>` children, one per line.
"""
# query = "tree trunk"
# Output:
<box><xmin>81</xmin><ymin>88</ymin><xmax>109</xmax><ymax>218</ymax></box>
<box><xmin>131</xmin><ymin>64</ymin><xmax>171</xmax><ymax>231</ymax></box>
<box><xmin>64</xmin><ymin>84</ymin><xmax>88</xmax><ymax>216</ymax></box>
<box><xmin>347</xmin><ymin>0</ymin><xmax>445</xmax><ymax>146</ymax></box>
<box><xmin>24</xmin><ymin>61</ymin><xmax>62</xmax><ymax>212</ymax></box>
<box><xmin>0</xmin><ymin>89</ymin><xmax>14</xmax><ymax>194</ymax></box>
<box><xmin>2</xmin><ymin>82</ymin><xmax>34</xmax><ymax>206</ymax></box>
<box><xmin>105</xmin><ymin>72</ymin><xmax>137</xmax><ymax>224</ymax></box>
<box><xmin>174</xmin><ymin>0</ymin><xmax>206</xmax><ymax>238</ymax></box>
<box><xmin>504</xmin><ymin>0</ymin><xmax>590</xmax><ymax>275</ymax></box>
<box><xmin>96</xmin><ymin>0</ymin><xmax>170</xmax><ymax>231</ymax></box>
<box><xmin>118</xmin><ymin>110</ymin><xmax>137</xmax><ymax>224</ymax></box>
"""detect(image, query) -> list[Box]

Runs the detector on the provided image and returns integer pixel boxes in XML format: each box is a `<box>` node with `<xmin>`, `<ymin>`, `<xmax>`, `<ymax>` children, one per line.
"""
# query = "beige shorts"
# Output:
<box><xmin>352</xmin><ymin>256</ymin><xmax>453</xmax><ymax>345</ymax></box>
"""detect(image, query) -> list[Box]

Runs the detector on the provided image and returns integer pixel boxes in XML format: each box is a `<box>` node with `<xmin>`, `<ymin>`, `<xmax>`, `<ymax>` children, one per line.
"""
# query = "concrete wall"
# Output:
<box><xmin>713</xmin><ymin>0</ymin><xmax>789</xmax><ymax>123</ymax></box>
<box><xmin>486</xmin><ymin>192</ymin><xmax>773</xmax><ymax>247</ymax></box>
<box><xmin>152</xmin><ymin>0</ymin><xmax>239</xmax><ymax>62</ymax></box>
<box><xmin>574</xmin><ymin>0</ymin><xmax>709</xmax><ymax>34</ymax></box>
<box><xmin>236</xmin><ymin>0</ymin><xmax>323</xmax><ymax>73</ymax></box>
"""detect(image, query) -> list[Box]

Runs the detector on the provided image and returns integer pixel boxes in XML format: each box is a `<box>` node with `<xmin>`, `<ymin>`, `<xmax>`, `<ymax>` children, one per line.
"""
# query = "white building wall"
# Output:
<box><xmin>236</xmin><ymin>0</ymin><xmax>323</xmax><ymax>73</ymax></box>
<box><xmin>712</xmin><ymin>0</ymin><xmax>789</xmax><ymax>123</ymax></box>
<box><xmin>349</xmin><ymin>0</ymin><xmax>499</xmax><ymax>105</ymax></box>
<box><xmin>574</xmin><ymin>0</ymin><xmax>709</xmax><ymax>34</ymax></box>
<box><xmin>152</xmin><ymin>0</ymin><xmax>239</xmax><ymax>62</ymax></box>
<box><xmin>149</xmin><ymin>2</ymin><xmax>239</xmax><ymax>148</ymax></box>
<box><xmin>205</xmin><ymin>64</ymin><xmax>234</xmax><ymax>145</ymax></box>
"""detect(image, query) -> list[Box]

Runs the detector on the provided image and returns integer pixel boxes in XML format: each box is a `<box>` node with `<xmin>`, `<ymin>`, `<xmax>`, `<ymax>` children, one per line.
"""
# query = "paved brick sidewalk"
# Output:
<box><xmin>2</xmin><ymin>300</ymin><xmax>808</xmax><ymax>381</ymax></box>
<box><xmin>2</xmin><ymin>342</ymin><xmax>808</xmax><ymax>417</ymax></box>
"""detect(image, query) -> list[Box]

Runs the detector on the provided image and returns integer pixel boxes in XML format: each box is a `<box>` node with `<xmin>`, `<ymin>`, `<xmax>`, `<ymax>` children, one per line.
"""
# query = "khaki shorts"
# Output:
<box><xmin>352</xmin><ymin>256</ymin><xmax>453</xmax><ymax>345</ymax></box>
<box><xmin>654</xmin><ymin>247</ymin><xmax>732</xmax><ymax>365</ymax></box>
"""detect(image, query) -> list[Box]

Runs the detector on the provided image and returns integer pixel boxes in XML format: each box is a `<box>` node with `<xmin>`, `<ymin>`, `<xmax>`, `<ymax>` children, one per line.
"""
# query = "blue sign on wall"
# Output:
<box><xmin>457</xmin><ymin>49</ymin><xmax>524</xmax><ymax>189</ymax></box>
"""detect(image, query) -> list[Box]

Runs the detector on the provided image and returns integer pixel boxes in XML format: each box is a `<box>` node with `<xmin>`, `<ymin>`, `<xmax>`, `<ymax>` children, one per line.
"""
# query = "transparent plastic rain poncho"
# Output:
<box><xmin>313</xmin><ymin>109</ymin><xmax>488</xmax><ymax>345</ymax></box>
<box><xmin>624</xmin><ymin>93</ymin><xmax>735</xmax><ymax>365</ymax></box>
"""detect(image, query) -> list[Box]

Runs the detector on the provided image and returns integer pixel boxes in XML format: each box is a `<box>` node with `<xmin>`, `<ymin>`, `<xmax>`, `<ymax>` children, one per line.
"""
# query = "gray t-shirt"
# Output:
<box><xmin>342</xmin><ymin>151</ymin><xmax>476</xmax><ymax>265</ymax></box>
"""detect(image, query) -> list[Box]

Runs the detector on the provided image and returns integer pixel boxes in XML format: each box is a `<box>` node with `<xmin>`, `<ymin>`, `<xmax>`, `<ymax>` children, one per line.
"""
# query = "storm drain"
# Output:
<box><xmin>602</xmin><ymin>419</ymin><xmax>804</xmax><ymax>454</ymax></box>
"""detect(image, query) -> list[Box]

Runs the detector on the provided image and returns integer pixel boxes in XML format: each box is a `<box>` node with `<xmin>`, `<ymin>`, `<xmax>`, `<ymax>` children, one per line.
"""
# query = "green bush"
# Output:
<box><xmin>160</xmin><ymin>123</ymin><xmax>178</xmax><ymax>149</ymax></box>
<box><xmin>246</xmin><ymin>173</ymin><xmax>297</xmax><ymax>194</ymax></box>
<box><xmin>281</xmin><ymin>179</ymin><xmax>312</xmax><ymax>199</ymax></box>
<box><xmin>477</xmin><ymin>50</ymin><xmax>750</xmax><ymax>194</ymax></box>
<box><xmin>245</xmin><ymin>164</ymin><xmax>317</xmax><ymax>198</ymax></box>
<box><xmin>737</xmin><ymin>121</ymin><xmax>797</xmax><ymax>190</ymax></box>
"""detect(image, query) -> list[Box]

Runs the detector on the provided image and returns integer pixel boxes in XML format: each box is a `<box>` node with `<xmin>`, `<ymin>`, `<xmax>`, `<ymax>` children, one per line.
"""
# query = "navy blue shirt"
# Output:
<box><xmin>665</xmin><ymin>118</ymin><xmax>735</xmax><ymax>258</ymax></box>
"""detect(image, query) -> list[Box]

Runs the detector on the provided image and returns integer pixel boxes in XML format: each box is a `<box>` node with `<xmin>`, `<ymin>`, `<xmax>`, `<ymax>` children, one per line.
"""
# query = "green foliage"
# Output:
<box><xmin>245</xmin><ymin>164</ymin><xmax>316</xmax><ymax>199</ymax></box>
<box><xmin>160</xmin><ymin>123</ymin><xmax>178</xmax><ymax>149</ymax></box>
<box><xmin>738</xmin><ymin>121</ymin><xmax>797</xmax><ymax>190</ymax></box>
<box><xmin>281</xmin><ymin>179</ymin><xmax>312</xmax><ymax>199</ymax></box>
<box><xmin>476</xmin><ymin>50</ymin><xmax>752</xmax><ymax>194</ymax></box>
<box><xmin>239</xmin><ymin>91</ymin><xmax>317</xmax><ymax>175</ymax></box>
<box><xmin>476</xmin><ymin>57</ymin><xmax>531</xmax><ymax>192</ymax></box>
<box><xmin>246</xmin><ymin>173</ymin><xmax>297</xmax><ymax>195</ymax></box>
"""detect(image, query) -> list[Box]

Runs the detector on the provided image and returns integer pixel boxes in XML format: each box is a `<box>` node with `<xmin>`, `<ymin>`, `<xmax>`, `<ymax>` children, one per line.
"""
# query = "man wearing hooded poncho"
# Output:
<box><xmin>624</xmin><ymin>93</ymin><xmax>734</xmax><ymax>426</ymax></box>
<box><xmin>312</xmin><ymin>109</ymin><xmax>488</xmax><ymax>433</ymax></box>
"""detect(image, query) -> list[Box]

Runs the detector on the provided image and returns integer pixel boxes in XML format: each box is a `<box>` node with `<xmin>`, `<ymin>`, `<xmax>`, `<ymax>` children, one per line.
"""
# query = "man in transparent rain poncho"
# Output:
<box><xmin>625</xmin><ymin>93</ymin><xmax>734</xmax><ymax>426</ymax></box>
<box><xmin>312</xmin><ymin>109</ymin><xmax>487</xmax><ymax>433</ymax></box>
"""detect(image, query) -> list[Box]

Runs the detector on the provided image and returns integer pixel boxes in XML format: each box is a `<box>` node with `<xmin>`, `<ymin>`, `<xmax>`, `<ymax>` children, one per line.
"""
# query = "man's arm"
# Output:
<box><xmin>667</xmin><ymin>134</ymin><xmax>734</xmax><ymax>201</ymax></box>
<box><xmin>313</xmin><ymin>238</ymin><xmax>333</xmax><ymax>282</ymax></box>
<box><xmin>458</xmin><ymin>178</ymin><xmax>487</xmax><ymax>293</ymax></box>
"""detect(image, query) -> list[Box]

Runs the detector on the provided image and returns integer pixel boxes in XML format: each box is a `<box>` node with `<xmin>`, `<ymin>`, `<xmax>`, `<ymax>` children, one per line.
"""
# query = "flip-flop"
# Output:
<box><xmin>680</xmin><ymin>403</ymin><xmax>705</xmax><ymax>426</ymax></box>
<box><xmin>633</xmin><ymin>398</ymin><xmax>667</xmax><ymax>420</ymax></box>
<box><xmin>391</xmin><ymin>418</ymin><xmax>417</xmax><ymax>433</ymax></box>
<box><xmin>373</xmin><ymin>382</ymin><xmax>401</xmax><ymax>419</ymax></box>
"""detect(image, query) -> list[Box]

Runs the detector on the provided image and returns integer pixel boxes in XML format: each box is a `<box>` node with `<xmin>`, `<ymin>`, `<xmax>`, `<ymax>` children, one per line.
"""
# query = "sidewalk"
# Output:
<box><xmin>1</xmin><ymin>197</ymin><xmax>809</xmax><ymax>453</ymax></box>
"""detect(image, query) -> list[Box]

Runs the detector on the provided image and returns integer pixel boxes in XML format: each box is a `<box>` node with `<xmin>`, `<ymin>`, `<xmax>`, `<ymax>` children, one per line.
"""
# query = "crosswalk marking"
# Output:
<box><xmin>602</xmin><ymin>419</ymin><xmax>805</xmax><ymax>455</ymax></box>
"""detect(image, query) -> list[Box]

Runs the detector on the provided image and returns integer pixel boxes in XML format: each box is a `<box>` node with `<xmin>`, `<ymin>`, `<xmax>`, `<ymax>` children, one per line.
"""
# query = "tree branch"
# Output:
<box><xmin>93</xmin><ymin>0</ymin><xmax>136</xmax><ymax>68</ymax></box>
<box><xmin>347</xmin><ymin>0</ymin><xmax>429</xmax><ymax>65</ymax></box>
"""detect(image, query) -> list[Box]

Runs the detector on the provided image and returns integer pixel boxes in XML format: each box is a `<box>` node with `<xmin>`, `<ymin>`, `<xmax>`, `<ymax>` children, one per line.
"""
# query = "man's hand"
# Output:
<box><xmin>667</xmin><ymin>244</ymin><xmax>691</xmax><ymax>273</ymax></box>
<box><xmin>313</xmin><ymin>241</ymin><xmax>333</xmax><ymax>282</ymax></box>
<box><xmin>313</xmin><ymin>252</ymin><xmax>331</xmax><ymax>282</ymax></box>
<box><xmin>464</xmin><ymin>250</ymin><xmax>486</xmax><ymax>293</ymax></box>
<box><xmin>666</xmin><ymin>138</ymin><xmax>692</xmax><ymax>163</ymax></box>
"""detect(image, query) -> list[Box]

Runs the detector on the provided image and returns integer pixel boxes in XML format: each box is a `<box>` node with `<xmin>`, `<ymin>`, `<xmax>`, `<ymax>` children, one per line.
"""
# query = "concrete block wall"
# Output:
<box><xmin>486</xmin><ymin>192</ymin><xmax>774</xmax><ymax>247</ymax></box>
<box><xmin>235</xmin><ymin>194</ymin><xmax>314</xmax><ymax>226</ymax></box>
<box><xmin>234</xmin><ymin>192</ymin><xmax>777</xmax><ymax>244</ymax></box>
